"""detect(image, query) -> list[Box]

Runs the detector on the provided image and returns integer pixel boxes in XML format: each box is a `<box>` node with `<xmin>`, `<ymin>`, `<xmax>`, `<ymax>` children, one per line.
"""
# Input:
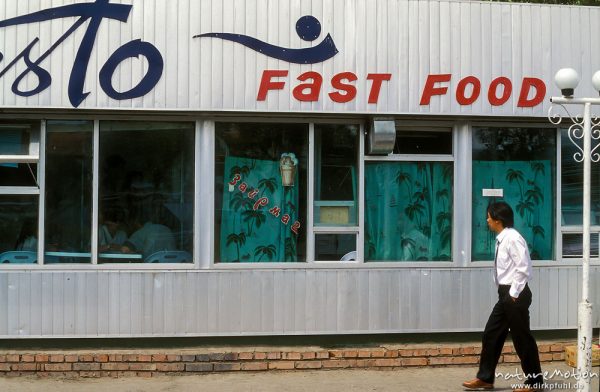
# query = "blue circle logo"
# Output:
<box><xmin>296</xmin><ymin>15</ymin><xmax>321</xmax><ymax>42</ymax></box>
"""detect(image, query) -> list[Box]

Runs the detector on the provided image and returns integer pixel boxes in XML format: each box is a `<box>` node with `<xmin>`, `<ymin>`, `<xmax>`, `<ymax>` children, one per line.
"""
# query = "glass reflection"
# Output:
<box><xmin>471</xmin><ymin>127</ymin><xmax>556</xmax><ymax>261</ymax></box>
<box><xmin>44</xmin><ymin>121</ymin><xmax>93</xmax><ymax>263</ymax></box>
<box><xmin>98</xmin><ymin>121</ymin><xmax>194</xmax><ymax>263</ymax></box>
<box><xmin>561</xmin><ymin>129</ymin><xmax>600</xmax><ymax>226</ymax></box>
<box><xmin>314</xmin><ymin>124</ymin><xmax>358</xmax><ymax>226</ymax></box>
<box><xmin>0</xmin><ymin>195</ymin><xmax>38</xmax><ymax>264</ymax></box>
<box><xmin>215</xmin><ymin>123</ymin><xmax>308</xmax><ymax>263</ymax></box>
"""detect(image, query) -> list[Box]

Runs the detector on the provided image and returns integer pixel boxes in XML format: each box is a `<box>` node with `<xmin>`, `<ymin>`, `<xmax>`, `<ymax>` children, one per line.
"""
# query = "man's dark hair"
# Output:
<box><xmin>487</xmin><ymin>201</ymin><xmax>514</xmax><ymax>228</ymax></box>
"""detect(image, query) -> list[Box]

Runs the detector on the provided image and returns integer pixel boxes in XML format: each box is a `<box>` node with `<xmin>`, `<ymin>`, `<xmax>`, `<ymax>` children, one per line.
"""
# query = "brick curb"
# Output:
<box><xmin>0</xmin><ymin>342</ymin><xmax>570</xmax><ymax>378</ymax></box>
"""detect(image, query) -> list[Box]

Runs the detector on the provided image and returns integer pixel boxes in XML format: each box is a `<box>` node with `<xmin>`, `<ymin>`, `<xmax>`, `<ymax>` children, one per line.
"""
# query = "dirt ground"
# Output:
<box><xmin>0</xmin><ymin>363</ymin><xmax>598</xmax><ymax>392</ymax></box>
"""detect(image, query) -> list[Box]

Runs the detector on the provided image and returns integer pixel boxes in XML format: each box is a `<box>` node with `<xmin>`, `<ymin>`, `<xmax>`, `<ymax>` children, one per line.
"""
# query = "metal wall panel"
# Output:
<box><xmin>0</xmin><ymin>0</ymin><xmax>598</xmax><ymax>115</ymax></box>
<box><xmin>0</xmin><ymin>267</ymin><xmax>597</xmax><ymax>338</ymax></box>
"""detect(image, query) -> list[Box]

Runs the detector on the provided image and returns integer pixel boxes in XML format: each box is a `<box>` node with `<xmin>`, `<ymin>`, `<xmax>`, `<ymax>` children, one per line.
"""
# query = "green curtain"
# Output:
<box><xmin>0</xmin><ymin>130</ymin><xmax>21</xmax><ymax>168</ymax></box>
<box><xmin>220</xmin><ymin>157</ymin><xmax>299</xmax><ymax>262</ymax></box>
<box><xmin>364</xmin><ymin>162</ymin><xmax>453</xmax><ymax>261</ymax></box>
<box><xmin>472</xmin><ymin>160</ymin><xmax>553</xmax><ymax>260</ymax></box>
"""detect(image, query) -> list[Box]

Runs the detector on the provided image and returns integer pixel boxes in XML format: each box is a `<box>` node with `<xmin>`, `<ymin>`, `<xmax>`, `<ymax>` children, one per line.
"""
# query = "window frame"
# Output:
<box><xmin>0</xmin><ymin>122</ymin><xmax>42</xmax><ymax>267</ymax></box>
<box><xmin>363</xmin><ymin>121</ymin><xmax>457</xmax><ymax>267</ymax></box>
<box><xmin>467</xmin><ymin>122</ymin><xmax>582</xmax><ymax>267</ymax></box>
<box><xmin>1</xmin><ymin>116</ymin><xmax>590</xmax><ymax>270</ymax></box>
<box><xmin>4</xmin><ymin>118</ymin><xmax>199</xmax><ymax>270</ymax></box>
<box><xmin>558</xmin><ymin>126</ymin><xmax>600</xmax><ymax>264</ymax></box>
<box><xmin>92</xmin><ymin>119</ymin><xmax>199</xmax><ymax>268</ymax></box>
<box><xmin>211</xmin><ymin>119</ymin><xmax>311</xmax><ymax>266</ymax></box>
<box><xmin>207</xmin><ymin>116</ymin><xmax>370</xmax><ymax>270</ymax></box>
<box><xmin>310</xmin><ymin>122</ymin><xmax>363</xmax><ymax>264</ymax></box>
<box><xmin>209</xmin><ymin>117</ymin><xmax>364</xmax><ymax>267</ymax></box>
<box><xmin>91</xmin><ymin>120</ymin><xmax>197</xmax><ymax>266</ymax></box>
<box><xmin>0</xmin><ymin>122</ymin><xmax>40</xmax><ymax>164</ymax></box>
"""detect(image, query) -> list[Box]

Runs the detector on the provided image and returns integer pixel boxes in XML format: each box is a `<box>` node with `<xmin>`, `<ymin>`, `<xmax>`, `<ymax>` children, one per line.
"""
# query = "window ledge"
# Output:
<box><xmin>0</xmin><ymin>186</ymin><xmax>39</xmax><ymax>195</ymax></box>
<box><xmin>0</xmin><ymin>155</ymin><xmax>38</xmax><ymax>163</ymax></box>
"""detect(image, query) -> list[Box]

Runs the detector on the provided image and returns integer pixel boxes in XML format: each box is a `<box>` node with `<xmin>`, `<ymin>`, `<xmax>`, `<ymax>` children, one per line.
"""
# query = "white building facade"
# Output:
<box><xmin>0</xmin><ymin>0</ymin><xmax>599</xmax><ymax>338</ymax></box>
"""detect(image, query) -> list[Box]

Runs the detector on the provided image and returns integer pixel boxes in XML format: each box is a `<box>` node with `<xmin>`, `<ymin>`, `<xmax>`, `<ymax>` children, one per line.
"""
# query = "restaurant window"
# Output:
<box><xmin>313</xmin><ymin>124</ymin><xmax>359</xmax><ymax>262</ymax></box>
<box><xmin>44</xmin><ymin>121</ymin><xmax>93</xmax><ymax>263</ymax></box>
<box><xmin>314</xmin><ymin>124</ymin><xmax>358</xmax><ymax>226</ymax></box>
<box><xmin>393</xmin><ymin>130</ymin><xmax>452</xmax><ymax>155</ymax></box>
<box><xmin>98</xmin><ymin>121</ymin><xmax>195</xmax><ymax>263</ymax></box>
<box><xmin>0</xmin><ymin>123</ymin><xmax>39</xmax><ymax>187</ymax></box>
<box><xmin>315</xmin><ymin>234</ymin><xmax>356</xmax><ymax>261</ymax></box>
<box><xmin>365</xmin><ymin>127</ymin><xmax>453</xmax><ymax>262</ymax></box>
<box><xmin>0</xmin><ymin>122</ymin><xmax>40</xmax><ymax>264</ymax></box>
<box><xmin>562</xmin><ymin>233</ymin><xmax>599</xmax><ymax>259</ymax></box>
<box><xmin>215</xmin><ymin>123</ymin><xmax>307</xmax><ymax>263</ymax></box>
<box><xmin>472</xmin><ymin>127</ymin><xmax>556</xmax><ymax>261</ymax></box>
<box><xmin>560</xmin><ymin>128</ymin><xmax>600</xmax><ymax>259</ymax></box>
<box><xmin>42</xmin><ymin>120</ymin><xmax>195</xmax><ymax>265</ymax></box>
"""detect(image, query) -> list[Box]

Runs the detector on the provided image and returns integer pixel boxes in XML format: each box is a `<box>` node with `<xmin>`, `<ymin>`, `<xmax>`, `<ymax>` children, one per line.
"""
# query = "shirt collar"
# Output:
<box><xmin>496</xmin><ymin>227</ymin><xmax>510</xmax><ymax>244</ymax></box>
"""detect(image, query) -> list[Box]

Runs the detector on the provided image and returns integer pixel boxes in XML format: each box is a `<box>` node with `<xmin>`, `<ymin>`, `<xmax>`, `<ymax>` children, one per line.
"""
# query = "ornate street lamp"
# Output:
<box><xmin>548</xmin><ymin>68</ymin><xmax>600</xmax><ymax>392</ymax></box>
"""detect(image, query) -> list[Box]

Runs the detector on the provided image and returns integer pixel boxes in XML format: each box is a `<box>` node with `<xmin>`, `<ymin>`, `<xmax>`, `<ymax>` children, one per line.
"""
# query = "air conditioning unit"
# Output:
<box><xmin>367</xmin><ymin>118</ymin><xmax>396</xmax><ymax>155</ymax></box>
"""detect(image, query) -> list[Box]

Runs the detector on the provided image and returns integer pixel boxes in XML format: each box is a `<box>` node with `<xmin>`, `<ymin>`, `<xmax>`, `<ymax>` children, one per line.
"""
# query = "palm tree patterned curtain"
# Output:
<box><xmin>472</xmin><ymin>160</ymin><xmax>552</xmax><ymax>260</ymax></box>
<box><xmin>365</xmin><ymin>162</ymin><xmax>453</xmax><ymax>261</ymax></box>
<box><xmin>220</xmin><ymin>156</ymin><xmax>299</xmax><ymax>262</ymax></box>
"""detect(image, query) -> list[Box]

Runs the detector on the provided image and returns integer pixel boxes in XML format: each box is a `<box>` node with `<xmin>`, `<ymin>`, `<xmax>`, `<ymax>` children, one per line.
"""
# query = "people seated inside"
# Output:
<box><xmin>120</xmin><ymin>214</ymin><xmax>176</xmax><ymax>259</ymax></box>
<box><xmin>15</xmin><ymin>218</ymin><xmax>37</xmax><ymax>251</ymax></box>
<box><xmin>99</xmin><ymin>208</ymin><xmax>128</xmax><ymax>252</ymax></box>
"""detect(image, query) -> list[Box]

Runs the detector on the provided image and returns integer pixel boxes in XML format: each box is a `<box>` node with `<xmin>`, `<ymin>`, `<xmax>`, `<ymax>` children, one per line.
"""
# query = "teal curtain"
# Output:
<box><xmin>220</xmin><ymin>157</ymin><xmax>299</xmax><ymax>262</ymax></box>
<box><xmin>0</xmin><ymin>130</ymin><xmax>21</xmax><ymax>154</ymax></box>
<box><xmin>472</xmin><ymin>160</ymin><xmax>553</xmax><ymax>260</ymax></box>
<box><xmin>365</xmin><ymin>162</ymin><xmax>453</xmax><ymax>261</ymax></box>
<box><xmin>0</xmin><ymin>130</ymin><xmax>21</xmax><ymax>168</ymax></box>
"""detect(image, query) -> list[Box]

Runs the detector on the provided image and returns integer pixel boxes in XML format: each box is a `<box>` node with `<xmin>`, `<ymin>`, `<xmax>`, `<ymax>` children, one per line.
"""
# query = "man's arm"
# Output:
<box><xmin>508</xmin><ymin>234</ymin><xmax>530</xmax><ymax>299</ymax></box>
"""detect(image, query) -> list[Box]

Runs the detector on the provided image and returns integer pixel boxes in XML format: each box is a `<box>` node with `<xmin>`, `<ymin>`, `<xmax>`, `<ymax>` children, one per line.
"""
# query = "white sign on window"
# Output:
<box><xmin>482</xmin><ymin>188</ymin><xmax>503</xmax><ymax>197</ymax></box>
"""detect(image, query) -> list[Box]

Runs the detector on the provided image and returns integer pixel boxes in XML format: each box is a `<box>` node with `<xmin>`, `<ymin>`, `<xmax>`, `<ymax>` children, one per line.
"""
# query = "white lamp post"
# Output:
<box><xmin>548</xmin><ymin>68</ymin><xmax>600</xmax><ymax>392</ymax></box>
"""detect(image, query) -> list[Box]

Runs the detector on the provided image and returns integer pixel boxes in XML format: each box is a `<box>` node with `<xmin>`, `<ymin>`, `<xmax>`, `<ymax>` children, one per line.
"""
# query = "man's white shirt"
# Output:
<box><xmin>494</xmin><ymin>227</ymin><xmax>532</xmax><ymax>298</ymax></box>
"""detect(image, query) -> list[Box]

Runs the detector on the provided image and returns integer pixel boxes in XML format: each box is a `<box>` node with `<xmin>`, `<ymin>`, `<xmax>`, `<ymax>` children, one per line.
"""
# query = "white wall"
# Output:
<box><xmin>1</xmin><ymin>266</ymin><xmax>597</xmax><ymax>337</ymax></box>
<box><xmin>0</xmin><ymin>0</ymin><xmax>597</xmax><ymax>115</ymax></box>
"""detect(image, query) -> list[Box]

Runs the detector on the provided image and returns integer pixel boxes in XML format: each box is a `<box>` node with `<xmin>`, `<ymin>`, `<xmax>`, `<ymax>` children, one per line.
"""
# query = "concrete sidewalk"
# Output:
<box><xmin>1</xmin><ymin>362</ymin><xmax>598</xmax><ymax>392</ymax></box>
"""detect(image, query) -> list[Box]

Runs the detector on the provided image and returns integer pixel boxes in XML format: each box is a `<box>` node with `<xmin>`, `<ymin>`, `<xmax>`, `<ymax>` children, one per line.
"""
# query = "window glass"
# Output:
<box><xmin>0</xmin><ymin>163</ymin><xmax>38</xmax><ymax>187</ymax></box>
<box><xmin>472</xmin><ymin>128</ymin><xmax>556</xmax><ymax>261</ymax></box>
<box><xmin>215</xmin><ymin>123</ymin><xmax>307</xmax><ymax>263</ymax></box>
<box><xmin>0</xmin><ymin>122</ymin><xmax>39</xmax><ymax>187</ymax></box>
<box><xmin>45</xmin><ymin>121</ymin><xmax>93</xmax><ymax>263</ymax></box>
<box><xmin>561</xmin><ymin>129</ymin><xmax>600</xmax><ymax>226</ymax></box>
<box><xmin>315</xmin><ymin>234</ymin><xmax>356</xmax><ymax>261</ymax></box>
<box><xmin>0</xmin><ymin>195</ymin><xmax>38</xmax><ymax>264</ymax></box>
<box><xmin>99</xmin><ymin>121</ymin><xmax>194</xmax><ymax>263</ymax></box>
<box><xmin>0</xmin><ymin>124</ymin><xmax>35</xmax><ymax>155</ymax></box>
<box><xmin>562</xmin><ymin>233</ymin><xmax>599</xmax><ymax>258</ymax></box>
<box><xmin>393</xmin><ymin>129</ymin><xmax>452</xmax><ymax>155</ymax></box>
<box><xmin>314</xmin><ymin>124</ymin><xmax>358</xmax><ymax>226</ymax></box>
<box><xmin>365</xmin><ymin>161</ymin><xmax>453</xmax><ymax>261</ymax></box>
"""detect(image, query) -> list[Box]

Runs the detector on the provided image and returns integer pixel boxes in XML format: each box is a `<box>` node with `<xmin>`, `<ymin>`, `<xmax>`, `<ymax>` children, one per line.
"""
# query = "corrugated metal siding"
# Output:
<box><xmin>0</xmin><ymin>0</ymin><xmax>598</xmax><ymax>115</ymax></box>
<box><xmin>1</xmin><ymin>267</ymin><xmax>597</xmax><ymax>337</ymax></box>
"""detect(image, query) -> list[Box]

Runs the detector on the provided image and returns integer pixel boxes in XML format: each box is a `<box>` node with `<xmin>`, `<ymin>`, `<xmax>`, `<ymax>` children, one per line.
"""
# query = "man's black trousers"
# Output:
<box><xmin>476</xmin><ymin>284</ymin><xmax>543</xmax><ymax>386</ymax></box>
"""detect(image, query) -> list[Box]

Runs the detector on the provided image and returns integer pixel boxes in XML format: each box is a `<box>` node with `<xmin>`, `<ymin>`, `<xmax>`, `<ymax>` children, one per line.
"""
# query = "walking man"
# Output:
<box><xmin>463</xmin><ymin>201</ymin><xmax>543</xmax><ymax>392</ymax></box>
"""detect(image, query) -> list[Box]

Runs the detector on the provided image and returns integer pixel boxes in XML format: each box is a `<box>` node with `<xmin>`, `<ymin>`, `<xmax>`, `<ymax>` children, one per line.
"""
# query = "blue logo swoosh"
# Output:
<box><xmin>194</xmin><ymin>15</ymin><xmax>338</xmax><ymax>64</ymax></box>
